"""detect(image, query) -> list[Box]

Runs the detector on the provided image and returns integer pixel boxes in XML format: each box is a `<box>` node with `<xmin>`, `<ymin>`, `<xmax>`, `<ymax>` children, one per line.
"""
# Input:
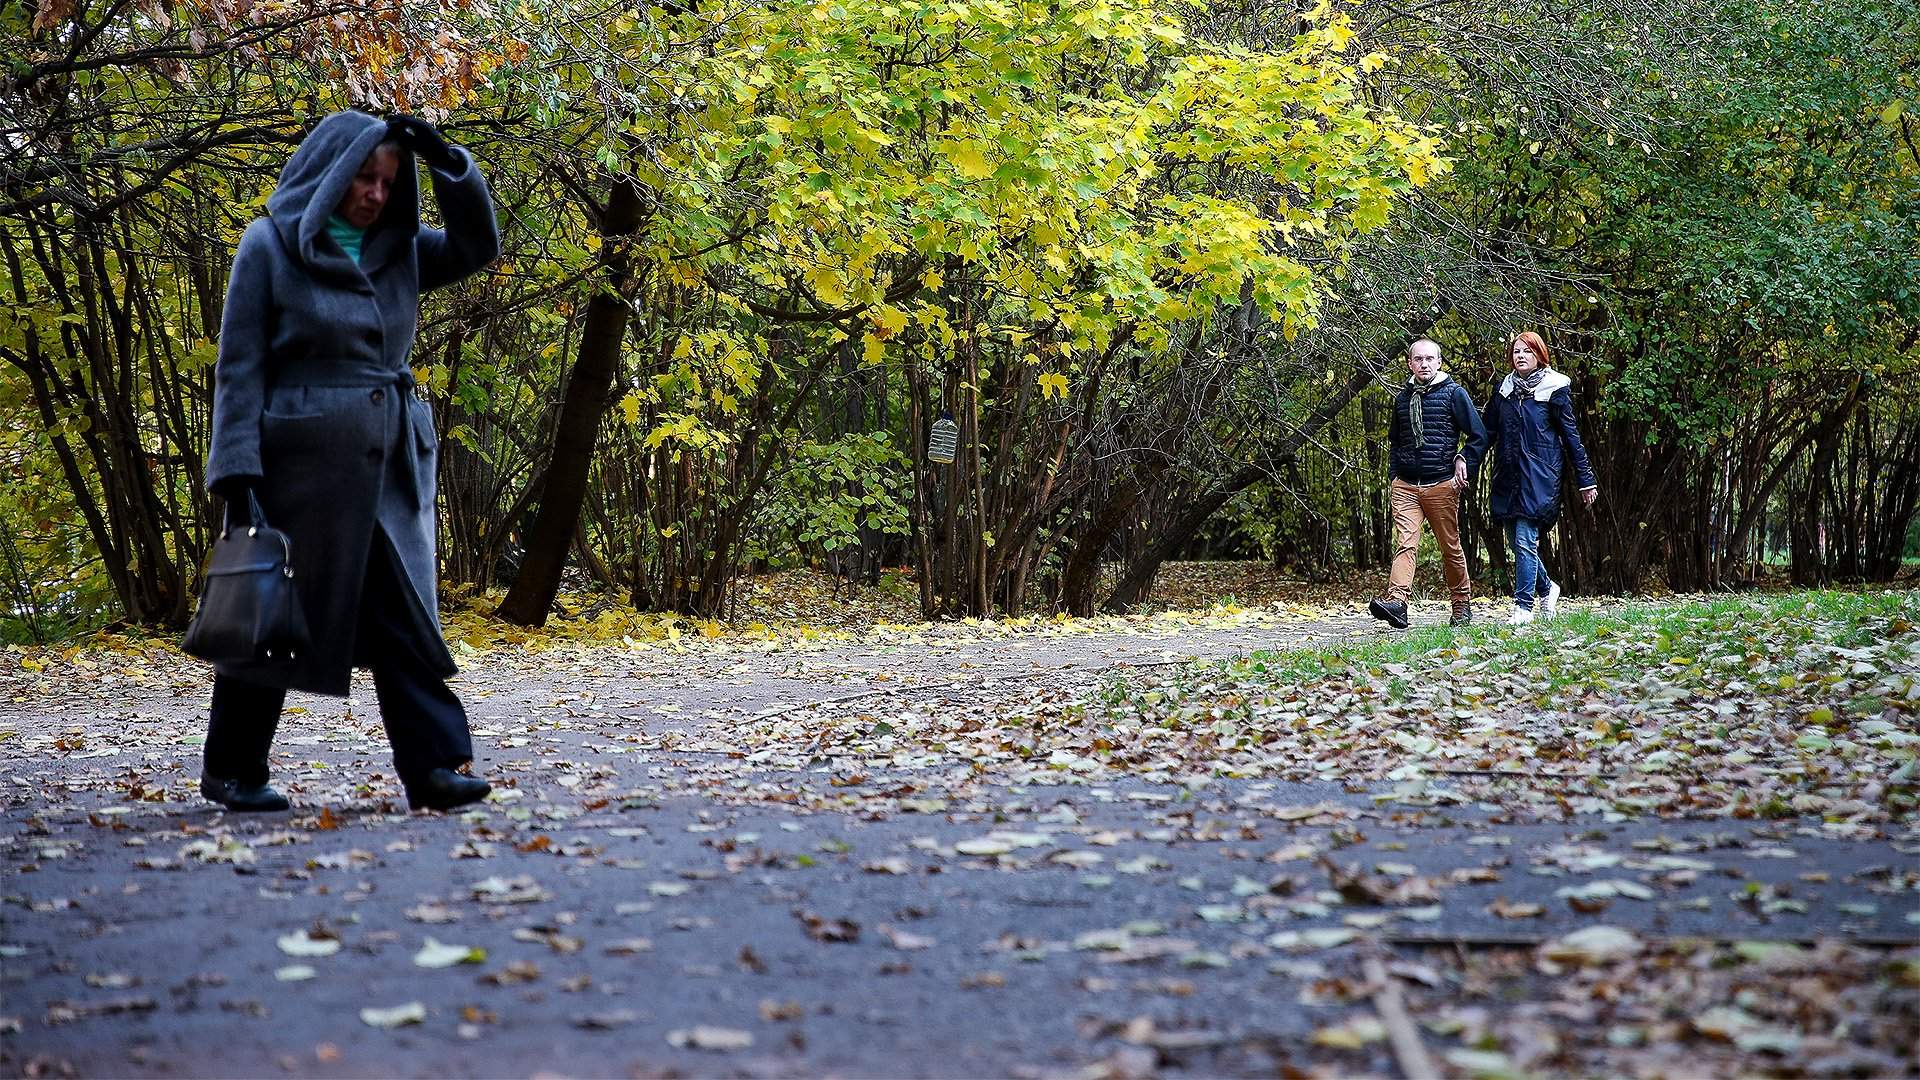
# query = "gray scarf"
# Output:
<box><xmin>1514</xmin><ymin>367</ymin><xmax>1548</xmax><ymax>398</ymax></box>
<box><xmin>1409</xmin><ymin>374</ymin><xmax>1443</xmax><ymax>447</ymax></box>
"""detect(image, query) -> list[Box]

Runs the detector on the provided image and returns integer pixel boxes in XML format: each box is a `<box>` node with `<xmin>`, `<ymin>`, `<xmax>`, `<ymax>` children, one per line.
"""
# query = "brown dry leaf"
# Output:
<box><xmin>795</xmin><ymin>909</ymin><xmax>859</xmax><ymax>943</ymax></box>
<box><xmin>479</xmin><ymin>960</ymin><xmax>540</xmax><ymax>986</ymax></box>
<box><xmin>1489</xmin><ymin>897</ymin><xmax>1546</xmax><ymax>919</ymax></box>
<box><xmin>1321</xmin><ymin>857</ymin><xmax>1396</xmax><ymax>905</ymax></box>
<box><xmin>760</xmin><ymin>999</ymin><xmax>805</xmax><ymax>1022</ymax></box>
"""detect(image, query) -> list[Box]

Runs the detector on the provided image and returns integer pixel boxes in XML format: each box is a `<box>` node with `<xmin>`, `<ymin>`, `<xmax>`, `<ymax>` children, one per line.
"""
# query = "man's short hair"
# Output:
<box><xmin>1409</xmin><ymin>337</ymin><xmax>1442</xmax><ymax>357</ymax></box>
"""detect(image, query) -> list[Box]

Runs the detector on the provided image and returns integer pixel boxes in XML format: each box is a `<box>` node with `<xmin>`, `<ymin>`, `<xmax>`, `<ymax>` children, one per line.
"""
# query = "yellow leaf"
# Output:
<box><xmin>1037</xmin><ymin>371</ymin><xmax>1069</xmax><ymax>400</ymax></box>
<box><xmin>946</xmin><ymin>141</ymin><xmax>994</xmax><ymax>180</ymax></box>
<box><xmin>618</xmin><ymin>392</ymin><xmax>641</xmax><ymax>425</ymax></box>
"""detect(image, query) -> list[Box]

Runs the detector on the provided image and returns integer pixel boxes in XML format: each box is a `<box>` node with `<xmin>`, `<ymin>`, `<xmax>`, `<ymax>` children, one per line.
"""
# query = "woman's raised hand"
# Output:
<box><xmin>387</xmin><ymin>115</ymin><xmax>460</xmax><ymax>172</ymax></box>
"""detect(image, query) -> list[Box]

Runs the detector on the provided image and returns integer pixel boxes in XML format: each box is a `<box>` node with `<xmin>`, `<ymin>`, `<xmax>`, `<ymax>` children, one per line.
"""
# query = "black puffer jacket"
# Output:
<box><xmin>1389</xmin><ymin>373</ymin><xmax>1488</xmax><ymax>485</ymax></box>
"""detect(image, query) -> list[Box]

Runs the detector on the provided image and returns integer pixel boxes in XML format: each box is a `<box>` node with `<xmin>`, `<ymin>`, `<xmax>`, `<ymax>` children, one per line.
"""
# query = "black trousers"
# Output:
<box><xmin>203</xmin><ymin>529</ymin><xmax>473</xmax><ymax>790</ymax></box>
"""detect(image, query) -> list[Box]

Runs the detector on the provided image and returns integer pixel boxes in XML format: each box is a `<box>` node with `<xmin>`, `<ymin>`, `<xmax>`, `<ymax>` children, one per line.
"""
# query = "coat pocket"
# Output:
<box><xmin>258</xmin><ymin>412</ymin><xmax>337</xmax><ymax>484</ymax></box>
<box><xmin>263</xmin><ymin>385</ymin><xmax>323</xmax><ymax>421</ymax></box>
<box><xmin>260</xmin><ymin>409</ymin><xmax>333</xmax><ymax>456</ymax></box>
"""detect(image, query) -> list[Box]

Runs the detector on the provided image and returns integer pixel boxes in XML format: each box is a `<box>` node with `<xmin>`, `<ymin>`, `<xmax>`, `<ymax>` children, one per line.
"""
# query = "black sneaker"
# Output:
<box><xmin>1368</xmin><ymin>599</ymin><xmax>1409</xmax><ymax>629</ymax></box>
<box><xmin>1450</xmin><ymin>603</ymin><xmax>1472</xmax><ymax>627</ymax></box>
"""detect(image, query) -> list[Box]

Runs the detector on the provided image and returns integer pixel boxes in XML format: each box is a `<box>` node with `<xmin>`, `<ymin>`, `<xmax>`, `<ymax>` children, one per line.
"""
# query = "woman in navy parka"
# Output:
<box><xmin>1481</xmin><ymin>331</ymin><xmax>1598</xmax><ymax>626</ymax></box>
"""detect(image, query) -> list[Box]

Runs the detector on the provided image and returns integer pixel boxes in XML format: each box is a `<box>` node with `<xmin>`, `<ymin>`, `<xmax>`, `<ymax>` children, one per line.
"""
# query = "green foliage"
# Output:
<box><xmin>4</xmin><ymin>0</ymin><xmax>1913</xmax><ymax>633</ymax></box>
<box><xmin>1459</xmin><ymin>0</ymin><xmax>1920</xmax><ymax>439</ymax></box>
<box><xmin>749</xmin><ymin>433</ymin><xmax>913</xmax><ymax>563</ymax></box>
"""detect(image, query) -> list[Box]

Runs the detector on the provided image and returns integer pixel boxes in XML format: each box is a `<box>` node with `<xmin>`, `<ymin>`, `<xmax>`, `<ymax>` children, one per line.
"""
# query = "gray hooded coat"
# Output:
<box><xmin>204</xmin><ymin>110</ymin><xmax>499</xmax><ymax>696</ymax></box>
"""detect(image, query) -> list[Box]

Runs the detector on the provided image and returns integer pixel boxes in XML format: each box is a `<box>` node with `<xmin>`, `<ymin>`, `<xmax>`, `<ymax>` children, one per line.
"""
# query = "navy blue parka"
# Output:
<box><xmin>1481</xmin><ymin>368</ymin><xmax>1597</xmax><ymax>525</ymax></box>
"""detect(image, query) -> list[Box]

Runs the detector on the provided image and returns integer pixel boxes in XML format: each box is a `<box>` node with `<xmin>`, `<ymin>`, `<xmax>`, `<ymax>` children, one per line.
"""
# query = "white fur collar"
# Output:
<box><xmin>1499</xmin><ymin>368</ymin><xmax>1570</xmax><ymax>401</ymax></box>
<box><xmin>1407</xmin><ymin>371</ymin><xmax>1451</xmax><ymax>388</ymax></box>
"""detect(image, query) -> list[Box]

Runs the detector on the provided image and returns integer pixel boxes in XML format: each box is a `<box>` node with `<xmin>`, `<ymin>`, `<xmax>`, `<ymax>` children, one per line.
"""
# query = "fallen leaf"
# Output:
<box><xmin>1266</xmin><ymin>928</ymin><xmax>1360</xmax><ymax>951</ymax></box>
<box><xmin>1311</xmin><ymin>1016</ymin><xmax>1387</xmax><ymax>1048</ymax></box>
<box><xmin>795</xmin><ymin>910</ymin><xmax>859</xmax><ymax>943</ymax></box>
<box><xmin>359</xmin><ymin>1001</ymin><xmax>426</xmax><ymax>1029</ymax></box>
<box><xmin>575</xmin><ymin>1009</ymin><xmax>640</xmax><ymax>1030</ymax></box>
<box><xmin>667</xmin><ymin>1025</ymin><xmax>754</xmax><ymax>1051</ymax></box>
<box><xmin>1541</xmin><ymin>926</ymin><xmax>1642</xmax><ymax>966</ymax></box>
<box><xmin>879</xmin><ymin>925</ymin><xmax>935</xmax><ymax>951</ymax></box>
<box><xmin>413</xmin><ymin>938</ymin><xmax>486</xmax><ymax>969</ymax></box>
<box><xmin>1488</xmin><ymin>898</ymin><xmax>1546</xmax><ymax>919</ymax></box>
<box><xmin>759</xmin><ymin>999</ymin><xmax>805</xmax><ymax>1021</ymax></box>
<box><xmin>276</xmin><ymin>931</ymin><xmax>341</xmax><ymax>958</ymax></box>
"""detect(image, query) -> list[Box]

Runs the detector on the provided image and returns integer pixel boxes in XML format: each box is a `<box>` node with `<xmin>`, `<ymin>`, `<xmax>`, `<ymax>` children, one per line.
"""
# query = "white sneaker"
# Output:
<box><xmin>1506</xmin><ymin>607</ymin><xmax>1535</xmax><ymax>626</ymax></box>
<box><xmin>1541</xmin><ymin>583</ymin><xmax>1561</xmax><ymax>620</ymax></box>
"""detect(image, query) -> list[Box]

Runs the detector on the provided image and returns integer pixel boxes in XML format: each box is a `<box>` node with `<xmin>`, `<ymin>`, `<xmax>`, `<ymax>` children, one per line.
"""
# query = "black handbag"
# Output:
<box><xmin>184</xmin><ymin>490</ymin><xmax>312</xmax><ymax>665</ymax></box>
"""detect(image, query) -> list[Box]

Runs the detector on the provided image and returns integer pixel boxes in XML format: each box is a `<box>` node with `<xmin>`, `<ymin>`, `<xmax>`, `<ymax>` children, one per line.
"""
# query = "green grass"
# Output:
<box><xmin>1225</xmin><ymin>589</ymin><xmax>1918</xmax><ymax>689</ymax></box>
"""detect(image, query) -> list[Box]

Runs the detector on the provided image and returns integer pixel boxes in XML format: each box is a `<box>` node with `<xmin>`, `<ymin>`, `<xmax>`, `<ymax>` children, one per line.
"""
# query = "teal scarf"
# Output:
<box><xmin>325</xmin><ymin>215</ymin><xmax>366</xmax><ymax>265</ymax></box>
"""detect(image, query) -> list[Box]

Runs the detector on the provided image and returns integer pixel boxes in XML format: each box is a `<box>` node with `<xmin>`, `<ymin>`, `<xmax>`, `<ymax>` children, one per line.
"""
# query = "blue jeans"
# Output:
<box><xmin>1506</xmin><ymin>518</ymin><xmax>1554</xmax><ymax>611</ymax></box>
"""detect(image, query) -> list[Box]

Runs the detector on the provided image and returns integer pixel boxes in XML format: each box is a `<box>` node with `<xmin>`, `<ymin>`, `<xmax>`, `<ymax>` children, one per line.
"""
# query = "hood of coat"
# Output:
<box><xmin>267</xmin><ymin>110</ymin><xmax>420</xmax><ymax>281</ymax></box>
<box><xmin>1499</xmin><ymin>368</ymin><xmax>1571</xmax><ymax>401</ymax></box>
<box><xmin>1406</xmin><ymin>370</ymin><xmax>1451</xmax><ymax>389</ymax></box>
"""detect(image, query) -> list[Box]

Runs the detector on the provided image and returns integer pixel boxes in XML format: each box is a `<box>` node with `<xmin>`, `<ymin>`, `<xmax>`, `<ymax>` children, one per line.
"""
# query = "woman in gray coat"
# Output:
<box><xmin>200</xmin><ymin>110</ymin><xmax>499</xmax><ymax>812</ymax></box>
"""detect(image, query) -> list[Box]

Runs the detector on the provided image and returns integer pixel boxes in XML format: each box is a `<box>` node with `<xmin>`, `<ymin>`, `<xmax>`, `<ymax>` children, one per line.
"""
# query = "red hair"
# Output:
<box><xmin>1511</xmin><ymin>331</ymin><xmax>1552</xmax><ymax>368</ymax></box>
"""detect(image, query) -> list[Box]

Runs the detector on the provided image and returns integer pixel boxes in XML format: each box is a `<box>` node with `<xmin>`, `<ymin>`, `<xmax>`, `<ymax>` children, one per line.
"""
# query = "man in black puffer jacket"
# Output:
<box><xmin>1368</xmin><ymin>338</ymin><xmax>1488</xmax><ymax>629</ymax></box>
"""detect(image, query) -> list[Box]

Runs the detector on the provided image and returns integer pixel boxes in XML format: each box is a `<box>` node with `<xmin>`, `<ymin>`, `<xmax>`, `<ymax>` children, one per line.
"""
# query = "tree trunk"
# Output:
<box><xmin>497</xmin><ymin>178</ymin><xmax>647</xmax><ymax>626</ymax></box>
<box><xmin>1101</xmin><ymin>364</ymin><xmax>1374</xmax><ymax>612</ymax></box>
<box><xmin>1059</xmin><ymin>475</ymin><xmax>1146</xmax><ymax>616</ymax></box>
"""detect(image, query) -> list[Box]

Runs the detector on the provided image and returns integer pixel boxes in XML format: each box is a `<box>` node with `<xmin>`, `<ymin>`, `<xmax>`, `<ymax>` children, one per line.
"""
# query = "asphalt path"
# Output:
<box><xmin>4</xmin><ymin>615</ymin><xmax>1916</xmax><ymax>1077</ymax></box>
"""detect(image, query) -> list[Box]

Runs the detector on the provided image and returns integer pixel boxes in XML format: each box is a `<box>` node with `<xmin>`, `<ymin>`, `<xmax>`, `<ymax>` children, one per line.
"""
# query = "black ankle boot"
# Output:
<box><xmin>1368</xmin><ymin>599</ymin><xmax>1409</xmax><ymax>629</ymax></box>
<box><xmin>201</xmin><ymin>772</ymin><xmax>290</xmax><ymax>812</ymax></box>
<box><xmin>406</xmin><ymin>768</ymin><xmax>491</xmax><ymax>812</ymax></box>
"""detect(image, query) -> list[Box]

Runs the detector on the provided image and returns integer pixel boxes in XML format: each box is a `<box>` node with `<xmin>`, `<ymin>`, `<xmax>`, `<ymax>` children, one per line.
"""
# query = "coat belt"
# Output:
<box><xmin>389</xmin><ymin>371</ymin><xmax>426</xmax><ymax>512</ymax></box>
<box><xmin>269</xmin><ymin>367</ymin><xmax>427</xmax><ymax>510</ymax></box>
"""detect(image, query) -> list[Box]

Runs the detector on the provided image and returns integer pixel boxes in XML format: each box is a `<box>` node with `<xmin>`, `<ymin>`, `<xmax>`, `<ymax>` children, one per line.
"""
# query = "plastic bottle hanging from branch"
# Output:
<box><xmin>927</xmin><ymin>412</ymin><xmax>958</xmax><ymax>465</ymax></box>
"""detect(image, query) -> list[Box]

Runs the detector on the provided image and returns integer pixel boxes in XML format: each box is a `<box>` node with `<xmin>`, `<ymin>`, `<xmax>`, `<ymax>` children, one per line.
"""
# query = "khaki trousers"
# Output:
<box><xmin>1387</xmin><ymin>477</ymin><xmax>1471</xmax><ymax>604</ymax></box>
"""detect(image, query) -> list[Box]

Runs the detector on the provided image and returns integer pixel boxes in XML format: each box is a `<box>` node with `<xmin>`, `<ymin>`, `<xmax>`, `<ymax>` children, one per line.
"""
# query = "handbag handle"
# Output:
<box><xmin>218</xmin><ymin>489</ymin><xmax>294</xmax><ymax>573</ymax></box>
<box><xmin>222</xmin><ymin>488</ymin><xmax>270</xmax><ymax>537</ymax></box>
